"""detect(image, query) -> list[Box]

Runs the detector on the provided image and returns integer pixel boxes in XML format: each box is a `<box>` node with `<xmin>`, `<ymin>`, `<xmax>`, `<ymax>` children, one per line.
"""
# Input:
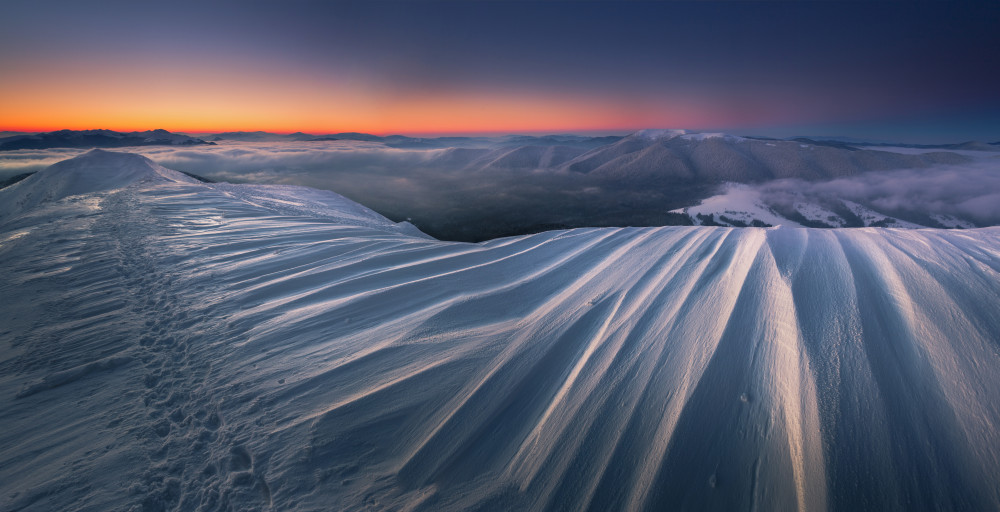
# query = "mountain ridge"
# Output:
<box><xmin>1</xmin><ymin>151</ymin><xmax>998</xmax><ymax>511</ymax></box>
<box><xmin>0</xmin><ymin>129</ymin><xmax>215</xmax><ymax>151</ymax></box>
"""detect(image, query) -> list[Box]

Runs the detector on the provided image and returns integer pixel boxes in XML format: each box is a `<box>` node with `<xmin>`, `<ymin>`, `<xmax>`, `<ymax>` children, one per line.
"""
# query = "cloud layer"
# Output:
<box><xmin>3</xmin><ymin>141</ymin><xmax>998</xmax><ymax>239</ymax></box>
<box><xmin>754</xmin><ymin>160</ymin><xmax>1000</xmax><ymax>225</ymax></box>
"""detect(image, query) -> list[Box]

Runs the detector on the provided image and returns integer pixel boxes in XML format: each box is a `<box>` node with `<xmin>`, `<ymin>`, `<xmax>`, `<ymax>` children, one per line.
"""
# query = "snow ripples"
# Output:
<box><xmin>2</xmin><ymin>157</ymin><xmax>1000</xmax><ymax>511</ymax></box>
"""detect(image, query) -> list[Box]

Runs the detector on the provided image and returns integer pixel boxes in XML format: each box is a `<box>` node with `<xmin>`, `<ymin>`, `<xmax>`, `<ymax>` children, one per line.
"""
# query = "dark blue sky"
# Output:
<box><xmin>2</xmin><ymin>0</ymin><xmax>998</xmax><ymax>142</ymax></box>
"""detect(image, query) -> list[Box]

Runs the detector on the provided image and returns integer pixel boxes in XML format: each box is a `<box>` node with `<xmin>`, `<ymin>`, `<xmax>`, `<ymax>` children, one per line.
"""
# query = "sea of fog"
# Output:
<box><xmin>2</xmin><ymin>140</ymin><xmax>998</xmax><ymax>241</ymax></box>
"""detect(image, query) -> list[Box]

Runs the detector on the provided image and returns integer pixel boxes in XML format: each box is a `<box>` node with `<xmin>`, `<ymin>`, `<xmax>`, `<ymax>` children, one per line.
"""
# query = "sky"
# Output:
<box><xmin>1</xmin><ymin>0</ymin><xmax>998</xmax><ymax>143</ymax></box>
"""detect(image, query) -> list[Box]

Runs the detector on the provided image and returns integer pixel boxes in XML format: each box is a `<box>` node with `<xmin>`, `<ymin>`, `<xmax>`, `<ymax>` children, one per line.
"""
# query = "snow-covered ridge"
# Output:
<box><xmin>2</xmin><ymin>152</ymin><xmax>999</xmax><ymax>511</ymax></box>
<box><xmin>0</xmin><ymin>149</ymin><xmax>198</xmax><ymax>217</ymax></box>
<box><xmin>0</xmin><ymin>149</ymin><xmax>420</xmax><ymax>236</ymax></box>
<box><xmin>0</xmin><ymin>129</ymin><xmax>214</xmax><ymax>151</ymax></box>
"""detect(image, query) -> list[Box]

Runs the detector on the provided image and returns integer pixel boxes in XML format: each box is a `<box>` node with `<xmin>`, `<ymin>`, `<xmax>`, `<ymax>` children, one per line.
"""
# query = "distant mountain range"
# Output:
<box><xmin>786</xmin><ymin>135</ymin><xmax>1000</xmax><ymax>149</ymax></box>
<box><xmin>205</xmin><ymin>131</ymin><xmax>322</xmax><ymax>142</ymax></box>
<box><xmin>202</xmin><ymin>130</ymin><xmax>622</xmax><ymax>149</ymax></box>
<box><xmin>196</xmin><ymin>128</ymin><xmax>983</xmax><ymax>185</ymax></box>
<box><xmin>180</xmin><ymin>130</ymin><xmax>1000</xmax><ymax>152</ymax></box>
<box><xmin>862</xmin><ymin>140</ymin><xmax>1000</xmax><ymax>151</ymax></box>
<box><xmin>0</xmin><ymin>129</ymin><xmax>214</xmax><ymax>151</ymax></box>
<box><xmin>5</xmin><ymin>128</ymin><xmax>1000</xmax><ymax>154</ymax></box>
<box><xmin>417</xmin><ymin>129</ymin><xmax>973</xmax><ymax>184</ymax></box>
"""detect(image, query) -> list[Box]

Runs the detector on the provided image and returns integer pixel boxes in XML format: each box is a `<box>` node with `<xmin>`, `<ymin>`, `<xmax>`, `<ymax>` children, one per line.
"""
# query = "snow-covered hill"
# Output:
<box><xmin>2</xmin><ymin>151</ymin><xmax>999</xmax><ymax>511</ymax></box>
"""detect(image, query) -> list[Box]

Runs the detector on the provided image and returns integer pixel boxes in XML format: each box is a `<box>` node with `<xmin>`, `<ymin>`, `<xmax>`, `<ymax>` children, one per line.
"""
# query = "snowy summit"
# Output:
<box><xmin>1</xmin><ymin>151</ymin><xmax>999</xmax><ymax>511</ymax></box>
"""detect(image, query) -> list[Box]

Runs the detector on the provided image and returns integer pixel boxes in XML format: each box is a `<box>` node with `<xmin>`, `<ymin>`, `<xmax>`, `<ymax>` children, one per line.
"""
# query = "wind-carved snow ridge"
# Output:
<box><xmin>0</xmin><ymin>149</ymin><xmax>200</xmax><ymax>217</ymax></box>
<box><xmin>2</xmin><ymin>151</ymin><xmax>1000</xmax><ymax>511</ymax></box>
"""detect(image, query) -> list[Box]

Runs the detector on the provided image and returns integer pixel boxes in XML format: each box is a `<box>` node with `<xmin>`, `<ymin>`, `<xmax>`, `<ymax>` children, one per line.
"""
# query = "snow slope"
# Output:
<box><xmin>674</xmin><ymin>182</ymin><xmax>972</xmax><ymax>229</ymax></box>
<box><xmin>2</xmin><ymin>152</ymin><xmax>1000</xmax><ymax>511</ymax></box>
<box><xmin>672</xmin><ymin>183</ymin><xmax>802</xmax><ymax>227</ymax></box>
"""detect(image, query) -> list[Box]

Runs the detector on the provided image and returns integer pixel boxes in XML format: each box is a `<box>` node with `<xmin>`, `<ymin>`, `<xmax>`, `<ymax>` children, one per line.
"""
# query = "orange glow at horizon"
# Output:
<box><xmin>0</xmin><ymin>92</ymin><xmax>712</xmax><ymax>136</ymax></box>
<box><xmin>0</xmin><ymin>57</ymin><xmax>737</xmax><ymax>136</ymax></box>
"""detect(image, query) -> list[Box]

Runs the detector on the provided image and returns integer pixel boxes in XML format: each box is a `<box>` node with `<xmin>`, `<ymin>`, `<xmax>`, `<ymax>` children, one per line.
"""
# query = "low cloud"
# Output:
<box><xmin>754</xmin><ymin>159</ymin><xmax>1000</xmax><ymax>224</ymax></box>
<box><xmin>0</xmin><ymin>148</ymin><xmax>87</xmax><ymax>174</ymax></box>
<box><xmin>1</xmin><ymin>140</ymin><xmax>703</xmax><ymax>240</ymax></box>
<box><xmin>4</xmin><ymin>141</ymin><xmax>998</xmax><ymax>239</ymax></box>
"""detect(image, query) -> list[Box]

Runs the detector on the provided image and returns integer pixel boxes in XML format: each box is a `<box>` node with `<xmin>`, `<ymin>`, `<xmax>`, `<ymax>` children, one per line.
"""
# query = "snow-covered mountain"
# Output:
<box><xmin>208</xmin><ymin>131</ymin><xmax>323</xmax><ymax>142</ymax></box>
<box><xmin>399</xmin><ymin>129</ymin><xmax>972</xmax><ymax>183</ymax></box>
<box><xmin>2</xmin><ymin>151</ymin><xmax>999</xmax><ymax>511</ymax></box>
<box><xmin>557</xmin><ymin>130</ymin><xmax>969</xmax><ymax>182</ymax></box>
<box><xmin>202</xmin><ymin>131</ymin><xmax>618</xmax><ymax>149</ymax></box>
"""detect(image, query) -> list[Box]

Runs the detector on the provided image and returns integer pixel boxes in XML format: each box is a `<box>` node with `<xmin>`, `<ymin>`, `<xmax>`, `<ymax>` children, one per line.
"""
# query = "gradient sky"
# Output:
<box><xmin>1</xmin><ymin>0</ymin><xmax>998</xmax><ymax>142</ymax></box>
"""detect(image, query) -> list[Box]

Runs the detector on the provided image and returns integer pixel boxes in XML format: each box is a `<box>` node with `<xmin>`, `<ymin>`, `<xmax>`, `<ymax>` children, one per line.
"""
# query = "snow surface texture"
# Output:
<box><xmin>2</xmin><ymin>151</ymin><xmax>1000</xmax><ymax>511</ymax></box>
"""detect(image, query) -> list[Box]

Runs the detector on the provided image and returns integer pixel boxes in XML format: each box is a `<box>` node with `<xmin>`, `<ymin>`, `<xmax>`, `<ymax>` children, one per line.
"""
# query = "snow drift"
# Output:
<box><xmin>1</xmin><ymin>151</ymin><xmax>999</xmax><ymax>511</ymax></box>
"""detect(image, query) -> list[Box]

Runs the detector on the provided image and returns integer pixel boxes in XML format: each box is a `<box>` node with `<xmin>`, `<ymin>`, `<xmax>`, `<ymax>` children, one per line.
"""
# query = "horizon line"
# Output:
<box><xmin>2</xmin><ymin>126</ymin><xmax>998</xmax><ymax>145</ymax></box>
<box><xmin>0</xmin><ymin>125</ymin><xmax>646</xmax><ymax>138</ymax></box>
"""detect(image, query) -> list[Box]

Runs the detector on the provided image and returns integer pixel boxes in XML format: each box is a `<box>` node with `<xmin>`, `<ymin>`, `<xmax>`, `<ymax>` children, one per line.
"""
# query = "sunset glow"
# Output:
<box><xmin>1</xmin><ymin>1</ymin><xmax>998</xmax><ymax>141</ymax></box>
<box><xmin>0</xmin><ymin>57</ymin><xmax>792</xmax><ymax>136</ymax></box>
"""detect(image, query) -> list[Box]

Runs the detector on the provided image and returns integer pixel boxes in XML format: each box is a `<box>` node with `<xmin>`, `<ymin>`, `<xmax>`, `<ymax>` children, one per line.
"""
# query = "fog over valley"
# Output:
<box><xmin>2</xmin><ymin>132</ymin><xmax>997</xmax><ymax>240</ymax></box>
